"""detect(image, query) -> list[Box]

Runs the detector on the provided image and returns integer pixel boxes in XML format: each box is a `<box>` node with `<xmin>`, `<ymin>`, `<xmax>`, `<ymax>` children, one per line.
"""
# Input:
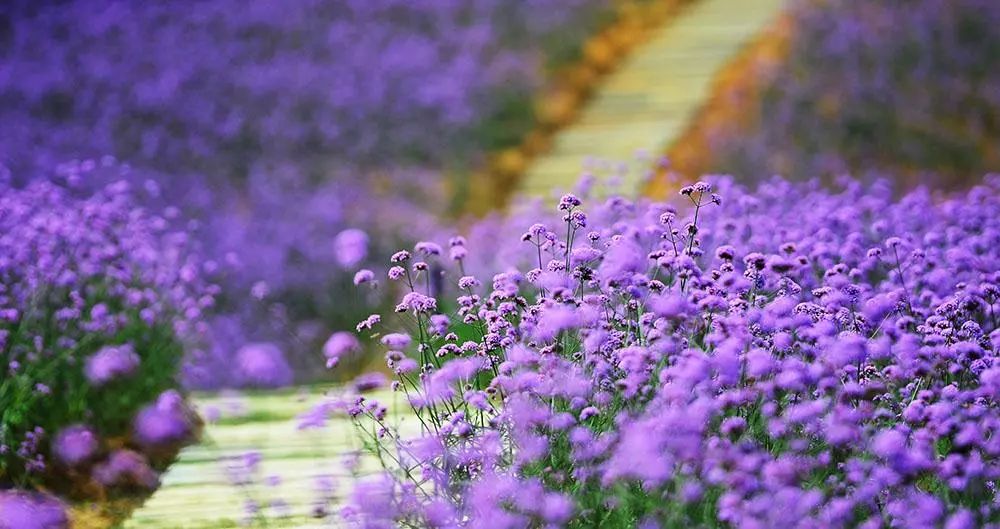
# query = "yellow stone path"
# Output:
<box><xmin>519</xmin><ymin>0</ymin><xmax>786</xmax><ymax>197</ymax></box>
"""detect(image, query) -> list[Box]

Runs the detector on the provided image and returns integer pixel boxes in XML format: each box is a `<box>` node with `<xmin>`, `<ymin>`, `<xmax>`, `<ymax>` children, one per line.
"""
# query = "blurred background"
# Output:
<box><xmin>0</xmin><ymin>0</ymin><xmax>997</xmax><ymax>526</ymax></box>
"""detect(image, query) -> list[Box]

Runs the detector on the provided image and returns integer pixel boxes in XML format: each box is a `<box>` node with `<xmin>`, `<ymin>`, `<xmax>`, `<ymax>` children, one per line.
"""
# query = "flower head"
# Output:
<box><xmin>235</xmin><ymin>343</ymin><xmax>293</xmax><ymax>388</ymax></box>
<box><xmin>53</xmin><ymin>425</ymin><xmax>100</xmax><ymax>467</ymax></box>
<box><xmin>84</xmin><ymin>344</ymin><xmax>140</xmax><ymax>386</ymax></box>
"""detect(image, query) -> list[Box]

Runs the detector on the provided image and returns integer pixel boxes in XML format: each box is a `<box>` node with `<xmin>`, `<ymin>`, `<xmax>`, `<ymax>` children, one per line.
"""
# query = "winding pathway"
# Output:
<box><xmin>519</xmin><ymin>0</ymin><xmax>785</xmax><ymax>196</ymax></box>
<box><xmin>123</xmin><ymin>0</ymin><xmax>787</xmax><ymax>526</ymax></box>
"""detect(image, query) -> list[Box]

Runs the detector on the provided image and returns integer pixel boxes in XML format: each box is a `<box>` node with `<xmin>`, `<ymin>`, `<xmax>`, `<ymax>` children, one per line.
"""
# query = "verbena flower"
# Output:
<box><xmin>132</xmin><ymin>390</ymin><xmax>197</xmax><ymax>449</ymax></box>
<box><xmin>334</xmin><ymin>229</ymin><xmax>370</xmax><ymax>269</ymax></box>
<box><xmin>83</xmin><ymin>344</ymin><xmax>140</xmax><ymax>386</ymax></box>
<box><xmin>234</xmin><ymin>343</ymin><xmax>294</xmax><ymax>388</ymax></box>
<box><xmin>323</xmin><ymin>332</ymin><xmax>362</xmax><ymax>369</ymax></box>
<box><xmin>92</xmin><ymin>449</ymin><xmax>160</xmax><ymax>490</ymax></box>
<box><xmin>0</xmin><ymin>490</ymin><xmax>68</xmax><ymax>529</ymax></box>
<box><xmin>52</xmin><ymin>425</ymin><xmax>99</xmax><ymax>467</ymax></box>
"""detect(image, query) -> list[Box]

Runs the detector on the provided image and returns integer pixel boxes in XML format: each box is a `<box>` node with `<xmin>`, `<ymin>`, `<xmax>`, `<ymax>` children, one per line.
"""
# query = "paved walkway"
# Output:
<box><xmin>122</xmin><ymin>388</ymin><xmax>406</xmax><ymax>529</ymax></box>
<box><xmin>519</xmin><ymin>0</ymin><xmax>786</xmax><ymax>197</ymax></box>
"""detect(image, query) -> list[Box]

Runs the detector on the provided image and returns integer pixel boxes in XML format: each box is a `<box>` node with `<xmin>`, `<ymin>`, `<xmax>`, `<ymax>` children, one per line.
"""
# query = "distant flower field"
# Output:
<box><xmin>664</xmin><ymin>0</ymin><xmax>1000</xmax><ymax>187</ymax></box>
<box><xmin>0</xmin><ymin>0</ymin><xmax>619</xmax><ymax>388</ymax></box>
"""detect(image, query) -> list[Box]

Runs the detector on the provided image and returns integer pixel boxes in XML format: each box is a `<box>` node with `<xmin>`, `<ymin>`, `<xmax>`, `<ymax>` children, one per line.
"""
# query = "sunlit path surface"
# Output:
<box><xmin>123</xmin><ymin>388</ymin><xmax>408</xmax><ymax>529</ymax></box>
<box><xmin>519</xmin><ymin>0</ymin><xmax>786</xmax><ymax>196</ymax></box>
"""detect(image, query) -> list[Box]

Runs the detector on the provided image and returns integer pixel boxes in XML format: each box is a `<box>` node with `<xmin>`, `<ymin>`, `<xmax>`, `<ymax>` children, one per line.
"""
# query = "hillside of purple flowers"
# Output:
<box><xmin>311</xmin><ymin>175</ymin><xmax>1000</xmax><ymax>527</ymax></box>
<box><xmin>706</xmin><ymin>0</ymin><xmax>1000</xmax><ymax>185</ymax></box>
<box><xmin>0</xmin><ymin>169</ymin><xmax>207</xmax><ymax>508</ymax></box>
<box><xmin>0</xmin><ymin>0</ymin><xmax>618</xmax><ymax>387</ymax></box>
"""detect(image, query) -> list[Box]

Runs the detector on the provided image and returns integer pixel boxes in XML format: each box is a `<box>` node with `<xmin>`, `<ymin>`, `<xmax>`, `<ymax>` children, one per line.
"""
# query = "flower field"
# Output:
<box><xmin>315</xmin><ymin>177</ymin><xmax>1000</xmax><ymax>528</ymax></box>
<box><xmin>0</xmin><ymin>0</ymin><xmax>623</xmax><ymax>390</ymax></box>
<box><xmin>1</xmin><ymin>0</ymin><xmax>998</xmax><ymax>527</ymax></box>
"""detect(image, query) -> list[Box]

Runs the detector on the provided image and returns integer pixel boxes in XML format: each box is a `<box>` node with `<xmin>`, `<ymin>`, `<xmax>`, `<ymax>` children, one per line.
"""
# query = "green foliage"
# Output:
<box><xmin>0</xmin><ymin>280</ymin><xmax>184</xmax><ymax>487</ymax></box>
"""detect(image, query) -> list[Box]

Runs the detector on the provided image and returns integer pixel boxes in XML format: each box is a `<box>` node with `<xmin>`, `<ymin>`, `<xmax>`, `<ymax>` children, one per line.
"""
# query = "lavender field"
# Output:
<box><xmin>1</xmin><ymin>0</ymin><xmax>998</xmax><ymax>528</ymax></box>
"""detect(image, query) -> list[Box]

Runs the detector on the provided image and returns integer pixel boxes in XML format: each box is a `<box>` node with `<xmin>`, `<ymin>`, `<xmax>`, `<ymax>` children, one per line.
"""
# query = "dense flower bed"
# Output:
<box><xmin>0</xmin><ymin>0</ymin><xmax>609</xmax><ymax>173</ymax></box>
<box><xmin>679</xmin><ymin>0</ymin><xmax>999</xmax><ymax>187</ymax></box>
<box><xmin>312</xmin><ymin>175</ymin><xmax>1000</xmax><ymax>527</ymax></box>
<box><xmin>0</xmin><ymin>169</ymin><xmax>209</xmax><ymax>524</ymax></box>
<box><xmin>0</xmin><ymin>0</ymin><xmax>618</xmax><ymax>386</ymax></box>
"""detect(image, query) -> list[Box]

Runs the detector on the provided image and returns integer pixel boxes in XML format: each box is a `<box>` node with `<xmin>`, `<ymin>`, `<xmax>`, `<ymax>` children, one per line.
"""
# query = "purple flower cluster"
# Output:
<box><xmin>233</xmin><ymin>343</ymin><xmax>295</xmax><ymax>389</ymax></box>
<box><xmin>315</xmin><ymin>175</ymin><xmax>1000</xmax><ymax>527</ymax></box>
<box><xmin>0</xmin><ymin>172</ymin><xmax>209</xmax><ymax>491</ymax></box>
<box><xmin>92</xmin><ymin>449</ymin><xmax>161</xmax><ymax>491</ymax></box>
<box><xmin>84</xmin><ymin>344</ymin><xmax>140</xmax><ymax>386</ymax></box>
<box><xmin>707</xmin><ymin>0</ymin><xmax>1000</xmax><ymax>185</ymax></box>
<box><xmin>51</xmin><ymin>425</ymin><xmax>99</xmax><ymax>468</ymax></box>
<box><xmin>132</xmin><ymin>390</ymin><xmax>199</xmax><ymax>450</ymax></box>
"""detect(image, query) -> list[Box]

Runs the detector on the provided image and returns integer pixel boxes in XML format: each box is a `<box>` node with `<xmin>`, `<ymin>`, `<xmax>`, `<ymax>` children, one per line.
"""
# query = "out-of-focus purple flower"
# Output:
<box><xmin>250</xmin><ymin>281</ymin><xmax>270</xmax><ymax>300</ymax></box>
<box><xmin>84</xmin><ymin>344</ymin><xmax>140</xmax><ymax>386</ymax></box>
<box><xmin>0</xmin><ymin>491</ymin><xmax>68</xmax><ymax>529</ymax></box>
<box><xmin>334</xmin><ymin>229</ymin><xmax>369</xmax><ymax>269</ymax></box>
<box><xmin>52</xmin><ymin>425</ymin><xmax>100</xmax><ymax>467</ymax></box>
<box><xmin>132</xmin><ymin>390</ymin><xmax>196</xmax><ymax>448</ymax></box>
<box><xmin>353</xmin><ymin>269</ymin><xmax>376</xmax><ymax>286</ymax></box>
<box><xmin>323</xmin><ymin>332</ymin><xmax>362</xmax><ymax>369</ymax></box>
<box><xmin>353</xmin><ymin>373</ymin><xmax>387</xmax><ymax>393</ymax></box>
<box><xmin>0</xmin><ymin>0</ymin><xmax>623</xmax><ymax>392</ymax></box>
<box><xmin>690</xmin><ymin>0</ymin><xmax>1000</xmax><ymax>186</ymax></box>
<box><xmin>92</xmin><ymin>449</ymin><xmax>160</xmax><ymax>490</ymax></box>
<box><xmin>380</xmin><ymin>333</ymin><xmax>412</xmax><ymax>350</ymax></box>
<box><xmin>235</xmin><ymin>343</ymin><xmax>293</xmax><ymax>388</ymax></box>
<box><xmin>0</xmin><ymin>177</ymin><xmax>210</xmax><ymax>486</ymax></box>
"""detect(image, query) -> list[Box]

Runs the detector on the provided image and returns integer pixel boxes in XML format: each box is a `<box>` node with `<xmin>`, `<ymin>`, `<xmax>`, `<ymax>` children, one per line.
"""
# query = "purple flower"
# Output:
<box><xmin>132</xmin><ymin>390</ymin><xmax>195</xmax><ymax>448</ymax></box>
<box><xmin>415</xmin><ymin>242</ymin><xmax>443</xmax><ymax>256</ymax></box>
<box><xmin>0</xmin><ymin>491</ymin><xmax>68</xmax><ymax>529</ymax></box>
<box><xmin>683</xmin><ymin>0</ymin><xmax>1000</xmax><ymax>187</ymax></box>
<box><xmin>334</xmin><ymin>229</ymin><xmax>369</xmax><ymax>269</ymax></box>
<box><xmin>323</xmin><ymin>332</ymin><xmax>361</xmax><ymax>369</ymax></box>
<box><xmin>52</xmin><ymin>425</ymin><xmax>99</xmax><ymax>467</ymax></box>
<box><xmin>356</xmin><ymin>314</ymin><xmax>381</xmax><ymax>332</ymax></box>
<box><xmin>558</xmin><ymin>194</ymin><xmax>581</xmax><ymax>211</ymax></box>
<box><xmin>353</xmin><ymin>373</ymin><xmax>387</xmax><ymax>393</ymax></box>
<box><xmin>395</xmin><ymin>292</ymin><xmax>437</xmax><ymax>313</ymax></box>
<box><xmin>92</xmin><ymin>449</ymin><xmax>160</xmax><ymax>490</ymax></box>
<box><xmin>380</xmin><ymin>333</ymin><xmax>412</xmax><ymax>350</ymax></box>
<box><xmin>325</xmin><ymin>174</ymin><xmax>1000</xmax><ymax>527</ymax></box>
<box><xmin>235</xmin><ymin>343</ymin><xmax>293</xmax><ymax>388</ymax></box>
<box><xmin>84</xmin><ymin>344</ymin><xmax>140</xmax><ymax>386</ymax></box>
<box><xmin>388</xmin><ymin>266</ymin><xmax>406</xmax><ymax>281</ymax></box>
<box><xmin>353</xmin><ymin>269</ymin><xmax>376</xmax><ymax>286</ymax></box>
